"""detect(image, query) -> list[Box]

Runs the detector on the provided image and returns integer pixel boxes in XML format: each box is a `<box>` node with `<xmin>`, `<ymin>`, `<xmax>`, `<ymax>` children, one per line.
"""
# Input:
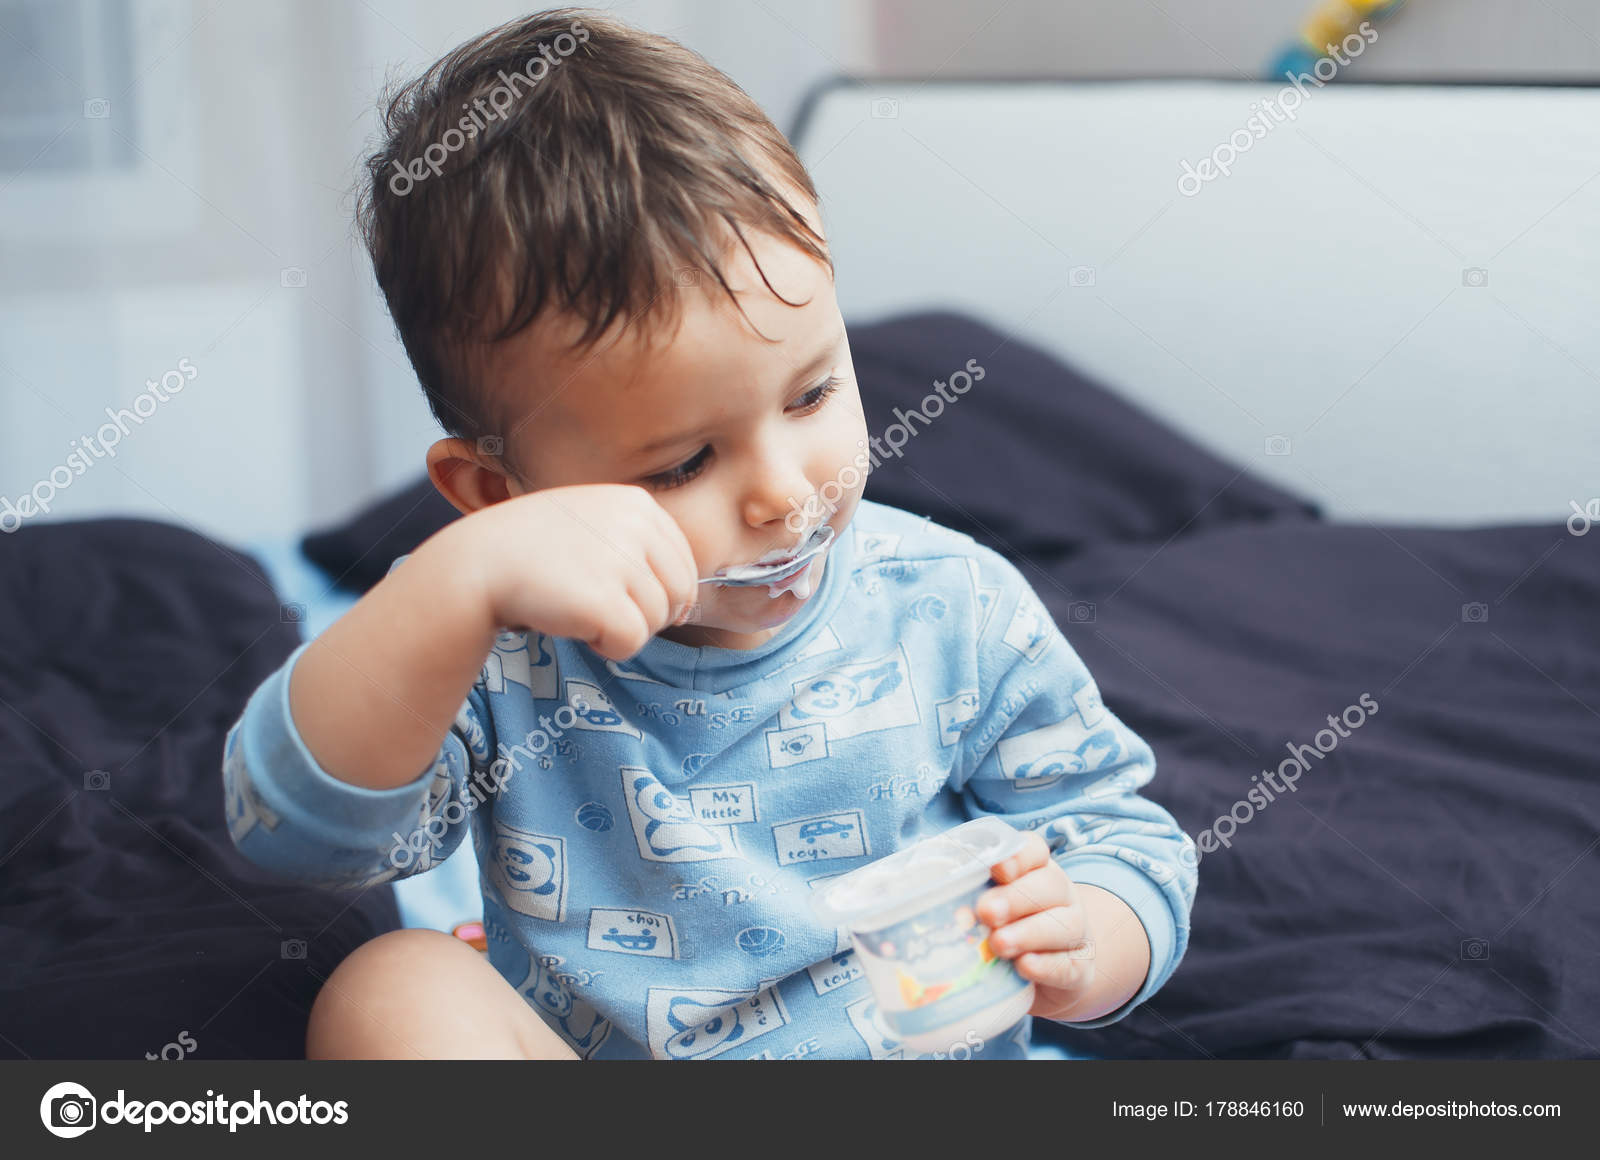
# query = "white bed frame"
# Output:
<box><xmin>791</xmin><ymin>79</ymin><xmax>1600</xmax><ymax>527</ymax></box>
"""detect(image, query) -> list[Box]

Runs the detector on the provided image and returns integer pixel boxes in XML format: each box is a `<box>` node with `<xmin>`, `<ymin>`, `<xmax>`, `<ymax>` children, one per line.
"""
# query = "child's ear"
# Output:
<box><xmin>425</xmin><ymin>437</ymin><xmax>521</xmax><ymax>516</ymax></box>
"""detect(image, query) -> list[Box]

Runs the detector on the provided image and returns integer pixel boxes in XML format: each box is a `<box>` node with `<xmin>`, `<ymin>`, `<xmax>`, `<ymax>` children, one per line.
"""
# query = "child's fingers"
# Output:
<box><xmin>1015</xmin><ymin>948</ymin><xmax>1097</xmax><ymax>997</ymax></box>
<box><xmin>634</xmin><ymin>487</ymin><xmax>700</xmax><ymax>593</ymax></box>
<box><xmin>620</xmin><ymin>563</ymin><xmax>673</xmax><ymax>637</ymax></box>
<box><xmin>977</xmin><ymin>863</ymin><xmax>1076</xmax><ymax>927</ymax></box>
<box><xmin>987</xmin><ymin>904</ymin><xmax>1087</xmax><ymax>959</ymax></box>
<box><xmin>586</xmin><ymin>597</ymin><xmax>652</xmax><ymax>661</ymax></box>
<box><xmin>988</xmin><ymin>831</ymin><xmax>1052</xmax><ymax>883</ymax></box>
<box><xmin>638</xmin><ymin>534</ymin><xmax>695</xmax><ymax>618</ymax></box>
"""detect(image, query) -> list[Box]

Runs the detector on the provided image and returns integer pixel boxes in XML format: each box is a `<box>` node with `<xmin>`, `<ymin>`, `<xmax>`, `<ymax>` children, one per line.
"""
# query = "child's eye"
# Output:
<box><xmin>642</xmin><ymin>375</ymin><xmax>841</xmax><ymax>491</ymax></box>
<box><xmin>645</xmin><ymin>445</ymin><xmax>712</xmax><ymax>491</ymax></box>
<box><xmin>789</xmin><ymin>374</ymin><xmax>842</xmax><ymax>415</ymax></box>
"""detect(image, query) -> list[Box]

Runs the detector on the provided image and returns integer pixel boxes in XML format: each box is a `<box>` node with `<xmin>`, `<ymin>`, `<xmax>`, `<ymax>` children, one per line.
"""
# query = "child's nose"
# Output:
<box><xmin>741</xmin><ymin>457</ymin><xmax>814</xmax><ymax>531</ymax></box>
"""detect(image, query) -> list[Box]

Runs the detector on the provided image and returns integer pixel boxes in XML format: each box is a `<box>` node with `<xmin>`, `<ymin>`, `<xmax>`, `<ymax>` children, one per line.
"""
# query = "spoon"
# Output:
<box><xmin>699</xmin><ymin>524</ymin><xmax>835</xmax><ymax>586</ymax></box>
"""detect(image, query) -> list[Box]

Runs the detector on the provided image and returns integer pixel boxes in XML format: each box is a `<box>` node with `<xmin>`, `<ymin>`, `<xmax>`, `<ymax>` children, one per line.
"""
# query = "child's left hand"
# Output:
<box><xmin>975</xmin><ymin>831</ymin><xmax>1095</xmax><ymax>1021</ymax></box>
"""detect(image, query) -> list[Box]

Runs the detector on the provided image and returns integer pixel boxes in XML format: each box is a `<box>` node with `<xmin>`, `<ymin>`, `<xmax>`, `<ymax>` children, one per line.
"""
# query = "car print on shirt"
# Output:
<box><xmin>773</xmin><ymin>810</ymin><xmax>870</xmax><ymax>866</ymax></box>
<box><xmin>798</xmin><ymin>819</ymin><xmax>852</xmax><ymax>843</ymax></box>
<box><xmin>586</xmin><ymin>907</ymin><xmax>678</xmax><ymax>958</ymax></box>
<box><xmin>807</xmin><ymin>946</ymin><xmax>865</xmax><ymax>996</ymax></box>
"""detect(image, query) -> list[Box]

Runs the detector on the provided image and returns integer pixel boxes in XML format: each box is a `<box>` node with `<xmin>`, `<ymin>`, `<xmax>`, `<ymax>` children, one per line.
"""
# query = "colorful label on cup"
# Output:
<box><xmin>849</xmin><ymin>879</ymin><xmax>1030</xmax><ymax>1039</ymax></box>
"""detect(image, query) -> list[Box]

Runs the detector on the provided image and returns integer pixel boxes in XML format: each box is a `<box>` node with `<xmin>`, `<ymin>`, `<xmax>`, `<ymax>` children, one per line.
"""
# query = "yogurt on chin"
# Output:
<box><xmin>765</xmin><ymin>549</ymin><xmax>824</xmax><ymax>600</ymax></box>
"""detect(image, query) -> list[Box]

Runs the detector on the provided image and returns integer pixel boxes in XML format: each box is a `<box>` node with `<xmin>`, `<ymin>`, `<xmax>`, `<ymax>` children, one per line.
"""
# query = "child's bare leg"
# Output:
<box><xmin>306</xmin><ymin>928</ymin><xmax>579</xmax><ymax>1060</ymax></box>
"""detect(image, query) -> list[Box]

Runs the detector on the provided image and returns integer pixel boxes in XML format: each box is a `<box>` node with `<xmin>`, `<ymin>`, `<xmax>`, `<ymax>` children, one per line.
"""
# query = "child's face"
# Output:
<box><xmin>488</xmin><ymin>215</ymin><xmax>869</xmax><ymax>651</ymax></box>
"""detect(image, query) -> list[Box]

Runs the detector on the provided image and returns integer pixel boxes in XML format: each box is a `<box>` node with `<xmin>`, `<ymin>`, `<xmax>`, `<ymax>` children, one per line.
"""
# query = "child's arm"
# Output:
<box><xmin>290</xmin><ymin>484</ymin><xmax>700</xmax><ymax>793</ymax></box>
<box><xmin>223</xmin><ymin>484</ymin><xmax>699</xmax><ymax>885</ymax></box>
<box><xmin>948</xmin><ymin>550</ymin><xmax>1198</xmax><ymax>1028</ymax></box>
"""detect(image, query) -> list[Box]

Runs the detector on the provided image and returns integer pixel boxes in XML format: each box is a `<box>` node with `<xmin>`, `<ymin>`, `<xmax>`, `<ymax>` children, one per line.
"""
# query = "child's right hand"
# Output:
<box><xmin>456</xmin><ymin>483</ymin><xmax>701</xmax><ymax>661</ymax></box>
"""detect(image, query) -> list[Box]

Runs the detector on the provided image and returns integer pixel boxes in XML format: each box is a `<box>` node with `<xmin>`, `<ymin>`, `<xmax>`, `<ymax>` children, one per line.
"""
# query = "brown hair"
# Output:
<box><xmin>355</xmin><ymin>7</ymin><xmax>832</xmax><ymax>459</ymax></box>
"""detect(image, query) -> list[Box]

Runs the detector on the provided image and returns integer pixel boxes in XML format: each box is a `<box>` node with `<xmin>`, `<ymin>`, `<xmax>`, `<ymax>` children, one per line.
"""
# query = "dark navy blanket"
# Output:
<box><xmin>0</xmin><ymin>521</ymin><xmax>400</xmax><ymax>1059</ymax></box>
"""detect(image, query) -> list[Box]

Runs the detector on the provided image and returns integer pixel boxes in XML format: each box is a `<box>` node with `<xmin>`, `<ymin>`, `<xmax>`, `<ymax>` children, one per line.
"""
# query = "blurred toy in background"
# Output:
<box><xmin>1269</xmin><ymin>0</ymin><xmax>1406</xmax><ymax>80</ymax></box>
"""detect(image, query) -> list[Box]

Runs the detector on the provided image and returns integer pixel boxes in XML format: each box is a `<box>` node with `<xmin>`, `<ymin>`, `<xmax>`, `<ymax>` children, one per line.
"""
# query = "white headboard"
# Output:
<box><xmin>793</xmin><ymin>79</ymin><xmax>1600</xmax><ymax>526</ymax></box>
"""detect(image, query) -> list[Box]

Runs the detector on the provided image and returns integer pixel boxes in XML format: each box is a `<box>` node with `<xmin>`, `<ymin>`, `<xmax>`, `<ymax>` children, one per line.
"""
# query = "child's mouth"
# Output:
<box><xmin>702</xmin><ymin>524</ymin><xmax>835</xmax><ymax>589</ymax></box>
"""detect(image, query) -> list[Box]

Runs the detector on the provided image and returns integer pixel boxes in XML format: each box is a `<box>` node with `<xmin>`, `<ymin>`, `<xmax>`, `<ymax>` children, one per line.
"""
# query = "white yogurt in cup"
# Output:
<box><xmin>811</xmin><ymin>817</ymin><xmax>1035</xmax><ymax>1054</ymax></box>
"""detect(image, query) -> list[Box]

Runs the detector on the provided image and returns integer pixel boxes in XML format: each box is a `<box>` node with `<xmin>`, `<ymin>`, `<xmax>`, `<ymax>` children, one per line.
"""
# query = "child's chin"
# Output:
<box><xmin>720</xmin><ymin>552</ymin><xmax>827</xmax><ymax>629</ymax></box>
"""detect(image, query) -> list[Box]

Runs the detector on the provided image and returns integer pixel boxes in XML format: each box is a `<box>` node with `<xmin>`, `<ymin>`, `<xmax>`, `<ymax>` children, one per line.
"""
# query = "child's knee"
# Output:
<box><xmin>306</xmin><ymin>928</ymin><xmax>576</xmax><ymax>1060</ymax></box>
<box><xmin>308</xmin><ymin>929</ymin><xmax>469</xmax><ymax>1058</ymax></box>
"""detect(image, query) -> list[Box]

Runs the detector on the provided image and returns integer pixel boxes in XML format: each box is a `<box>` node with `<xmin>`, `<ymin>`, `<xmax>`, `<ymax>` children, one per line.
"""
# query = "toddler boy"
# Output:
<box><xmin>223</xmin><ymin>7</ymin><xmax>1196</xmax><ymax>1060</ymax></box>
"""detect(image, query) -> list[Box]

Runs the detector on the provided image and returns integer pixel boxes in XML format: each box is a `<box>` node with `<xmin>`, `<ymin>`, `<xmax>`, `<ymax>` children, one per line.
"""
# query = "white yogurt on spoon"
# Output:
<box><xmin>700</xmin><ymin>524</ymin><xmax>835</xmax><ymax>593</ymax></box>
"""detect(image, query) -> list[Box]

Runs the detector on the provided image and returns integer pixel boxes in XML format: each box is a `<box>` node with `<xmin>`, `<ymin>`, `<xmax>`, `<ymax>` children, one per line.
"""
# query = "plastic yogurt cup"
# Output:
<box><xmin>810</xmin><ymin>817</ymin><xmax>1036</xmax><ymax>1053</ymax></box>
